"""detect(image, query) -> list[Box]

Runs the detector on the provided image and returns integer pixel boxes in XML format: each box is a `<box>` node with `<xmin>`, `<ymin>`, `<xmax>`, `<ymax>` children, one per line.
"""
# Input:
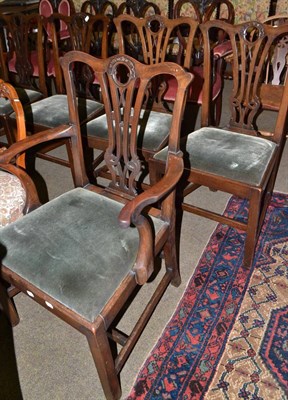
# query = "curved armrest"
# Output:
<box><xmin>119</xmin><ymin>151</ymin><xmax>183</xmax><ymax>285</ymax></box>
<box><xmin>119</xmin><ymin>152</ymin><xmax>183</xmax><ymax>228</ymax></box>
<box><xmin>0</xmin><ymin>124</ymin><xmax>73</xmax><ymax>164</ymax></box>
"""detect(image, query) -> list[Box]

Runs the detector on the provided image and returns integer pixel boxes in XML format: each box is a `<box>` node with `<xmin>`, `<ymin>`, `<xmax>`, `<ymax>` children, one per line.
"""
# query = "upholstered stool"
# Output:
<box><xmin>0</xmin><ymin>169</ymin><xmax>26</xmax><ymax>227</ymax></box>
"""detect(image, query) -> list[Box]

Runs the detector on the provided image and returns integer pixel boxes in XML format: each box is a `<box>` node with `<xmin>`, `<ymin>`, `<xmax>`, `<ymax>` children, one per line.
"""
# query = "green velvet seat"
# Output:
<box><xmin>0</xmin><ymin>187</ymin><xmax>166</xmax><ymax>322</ymax></box>
<box><xmin>11</xmin><ymin>95</ymin><xmax>104</xmax><ymax>128</ymax></box>
<box><xmin>86</xmin><ymin>109</ymin><xmax>173</xmax><ymax>153</ymax></box>
<box><xmin>0</xmin><ymin>88</ymin><xmax>42</xmax><ymax>116</ymax></box>
<box><xmin>154</xmin><ymin>127</ymin><xmax>277</xmax><ymax>186</ymax></box>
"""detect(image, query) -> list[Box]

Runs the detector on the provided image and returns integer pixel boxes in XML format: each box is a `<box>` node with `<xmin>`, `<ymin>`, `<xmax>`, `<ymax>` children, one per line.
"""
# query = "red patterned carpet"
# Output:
<box><xmin>127</xmin><ymin>193</ymin><xmax>288</xmax><ymax>400</ymax></box>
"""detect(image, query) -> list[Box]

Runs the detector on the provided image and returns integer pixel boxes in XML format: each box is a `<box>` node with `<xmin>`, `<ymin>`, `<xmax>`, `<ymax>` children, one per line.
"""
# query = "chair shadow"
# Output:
<box><xmin>0</xmin><ymin>243</ymin><xmax>23</xmax><ymax>400</ymax></box>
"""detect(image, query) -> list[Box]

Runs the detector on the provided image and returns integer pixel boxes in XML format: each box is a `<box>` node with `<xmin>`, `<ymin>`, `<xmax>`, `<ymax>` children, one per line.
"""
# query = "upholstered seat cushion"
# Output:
<box><xmin>10</xmin><ymin>95</ymin><xmax>104</xmax><ymax>128</ymax></box>
<box><xmin>154</xmin><ymin>127</ymin><xmax>277</xmax><ymax>186</ymax></box>
<box><xmin>0</xmin><ymin>87</ymin><xmax>43</xmax><ymax>116</ymax></box>
<box><xmin>163</xmin><ymin>66</ymin><xmax>222</xmax><ymax>103</ymax></box>
<box><xmin>0</xmin><ymin>188</ymin><xmax>166</xmax><ymax>322</ymax></box>
<box><xmin>86</xmin><ymin>109</ymin><xmax>172</xmax><ymax>152</ymax></box>
<box><xmin>0</xmin><ymin>170</ymin><xmax>26</xmax><ymax>227</ymax></box>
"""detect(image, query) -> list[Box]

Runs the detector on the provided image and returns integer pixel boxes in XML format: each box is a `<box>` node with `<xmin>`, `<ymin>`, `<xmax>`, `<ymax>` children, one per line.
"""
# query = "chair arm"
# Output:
<box><xmin>119</xmin><ymin>151</ymin><xmax>183</xmax><ymax>228</ymax></box>
<box><xmin>0</xmin><ymin>124</ymin><xmax>73</xmax><ymax>165</ymax></box>
<box><xmin>118</xmin><ymin>151</ymin><xmax>183</xmax><ymax>285</ymax></box>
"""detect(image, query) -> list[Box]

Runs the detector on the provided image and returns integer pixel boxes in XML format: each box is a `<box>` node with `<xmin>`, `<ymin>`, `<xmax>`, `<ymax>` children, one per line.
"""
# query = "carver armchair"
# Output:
<box><xmin>0</xmin><ymin>79</ymin><xmax>41</xmax><ymax>328</ymax></box>
<box><xmin>150</xmin><ymin>20</ymin><xmax>288</xmax><ymax>269</ymax></box>
<box><xmin>0</xmin><ymin>79</ymin><xmax>39</xmax><ymax>228</ymax></box>
<box><xmin>0</xmin><ymin>52</ymin><xmax>192</xmax><ymax>399</ymax></box>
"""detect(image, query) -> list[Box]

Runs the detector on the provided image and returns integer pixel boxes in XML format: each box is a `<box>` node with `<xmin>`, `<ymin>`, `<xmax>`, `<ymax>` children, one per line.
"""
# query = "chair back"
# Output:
<box><xmin>262</xmin><ymin>15</ymin><xmax>288</xmax><ymax>87</ymax></box>
<box><xmin>81</xmin><ymin>0</ymin><xmax>117</xmax><ymax>17</ymax></box>
<box><xmin>114</xmin><ymin>14</ymin><xmax>199</xmax><ymax>69</ymax></box>
<box><xmin>60</xmin><ymin>51</ymin><xmax>192</xmax><ymax>196</ymax></box>
<box><xmin>58</xmin><ymin>0</ymin><xmax>75</xmax><ymax>15</ymax></box>
<box><xmin>58</xmin><ymin>0</ymin><xmax>75</xmax><ymax>34</ymax></box>
<box><xmin>173</xmin><ymin>0</ymin><xmax>202</xmax><ymax>21</ymax></box>
<box><xmin>0</xmin><ymin>13</ymin><xmax>48</xmax><ymax>97</ymax></box>
<box><xmin>201</xmin><ymin>20</ymin><xmax>288</xmax><ymax>142</ymax></box>
<box><xmin>46</xmin><ymin>12</ymin><xmax>110</xmax><ymax>93</ymax></box>
<box><xmin>203</xmin><ymin>0</ymin><xmax>235</xmax><ymax>23</ymax></box>
<box><xmin>39</xmin><ymin>0</ymin><xmax>53</xmax><ymax>17</ymax></box>
<box><xmin>116</xmin><ymin>0</ymin><xmax>161</xmax><ymax>18</ymax></box>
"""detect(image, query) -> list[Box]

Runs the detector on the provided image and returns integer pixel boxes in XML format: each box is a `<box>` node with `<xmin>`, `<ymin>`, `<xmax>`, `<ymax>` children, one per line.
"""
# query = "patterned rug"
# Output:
<box><xmin>127</xmin><ymin>193</ymin><xmax>288</xmax><ymax>400</ymax></box>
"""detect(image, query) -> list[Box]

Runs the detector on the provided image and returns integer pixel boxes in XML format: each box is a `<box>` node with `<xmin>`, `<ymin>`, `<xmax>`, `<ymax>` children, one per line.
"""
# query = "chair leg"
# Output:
<box><xmin>163</xmin><ymin>192</ymin><xmax>182</xmax><ymax>287</ymax></box>
<box><xmin>149</xmin><ymin>158</ymin><xmax>163</xmax><ymax>186</ymax></box>
<box><xmin>86</xmin><ymin>319</ymin><xmax>121</xmax><ymax>400</ymax></box>
<box><xmin>214</xmin><ymin>93</ymin><xmax>222</xmax><ymax>126</ymax></box>
<box><xmin>1</xmin><ymin>115</ymin><xmax>17</xmax><ymax>145</ymax></box>
<box><xmin>65</xmin><ymin>140</ymin><xmax>77</xmax><ymax>186</ymax></box>
<box><xmin>244</xmin><ymin>190</ymin><xmax>262</xmax><ymax>269</ymax></box>
<box><xmin>164</xmin><ymin>237</ymin><xmax>181</xmax><ymax>287</ymax></box>
<box><xmin>0</xmin><ymin>281</ymin><xmax>20</xmax><ymax>327</ymax></box>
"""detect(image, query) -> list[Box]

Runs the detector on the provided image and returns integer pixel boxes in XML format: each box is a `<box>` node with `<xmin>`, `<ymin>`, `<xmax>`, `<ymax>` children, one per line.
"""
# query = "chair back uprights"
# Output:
<box><xmin>0</xmin><ymin>13</ymin><xmax>48</xmax><ymax>97</ymax></box>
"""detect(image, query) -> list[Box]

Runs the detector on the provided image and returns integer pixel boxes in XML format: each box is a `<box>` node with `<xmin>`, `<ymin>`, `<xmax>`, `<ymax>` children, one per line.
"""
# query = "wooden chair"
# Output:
<box><xmin>203</xmin><ymin>0</ymin><xmax>235</xmax><ymax>43</ymax></box>
<box><xmin>0</xmin><ymin>79</ymin><xmax>39</xmax><ymax>229</ymax></box>
<box><xmin>83</xmin><ymin>14</ymin><xmax>198</xmax><ymax>177</ymax></box>
<box><xmin>39</xmin><ymin>0</ymin><xmax>53</xmax><ymax>18</ymax></box>
<box><xmin>80</xmin><ymin>0</ymin><xmax>117</xmax><ymax>17</ymax></box>
<box><xmin>45</xmin><ymin>12</ymin><xmax>111</xmax><ymax>93</ymax></box>
<box><xmin>114</xmin><ymin>13</ymin><xmax>224</xmax><ymax>125</ymax></box>
<box><xmin>174</xmin><ymin>0</ymin><xmax>234</xmax><ymax>25</ymax></box>
<box><xmin>263</xmin><ymin>14</ymin><xmax>288</xmax><ymax>90</ymax></box>
<box><xmin>57</xmin><ymin>0</ymin><xmax>76</xmax><ymax>38</ymax></box>
<box><xmin>58</xmin><ymin>0</ymin><xmax>75</xmax><ymax>15</ymax></box>
<box><xmin>0</xmin><ymin>79</ymin><xmax>41</xmax><ymax>327</ymax></box>
<box><xmin>116</xmin><ymin>0</ymin><xmax>161</xmax><ymax>18</ymax></box>
<box><xmin>174</xmin><ymin>0</ymin><xmax>235</xmax><ymax>81</ymax></box>
<box><xmin>0</xmin><ymin>51</ymin><xmax>192</xmax><ymax>400</ymax></box>
<box><xmin>149</xmin><ymin>20</ymin><xmax>288</xmax><ymax>270</ymax></box>
<box><xmin>173</xmin><ymin>0</ymin><xmax>202</xmax><ymax>20</ymax></box>
<box><xmin>203</xmin><ymin>0</ymin><xmax>235</xmax><ymax>23</ymax></box>
<box><xmin>0</xmin><ymin>13</ymin><xmax>46</xmax><ymax>146</ymax></box>
<box><xmin>114</xmin><ymin>14</ymin><xmax>198</xmax><ymax>65</ymax></box>
<box><xmin>263</xmin><ymin>14</ymin><xmax>288</xmax><ymax>26</ymax></box>
<box><xmin>3</xmin><ymin>12</ymin><xmax>104</xmax><ymax>181</ymax></box>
